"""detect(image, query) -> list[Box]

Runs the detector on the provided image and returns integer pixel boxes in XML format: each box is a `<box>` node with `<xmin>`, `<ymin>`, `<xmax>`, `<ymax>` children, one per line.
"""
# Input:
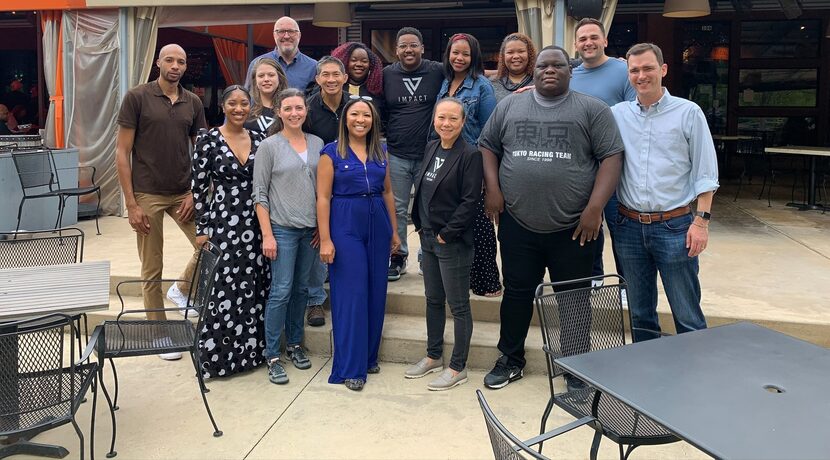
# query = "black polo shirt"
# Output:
<box><xmin>304</xmin><ymin>91</ymin><xmax>348</xmax><ymax>144</ymax></box>
<box><xmin>117</xmin><ymin>80</ymin><xmax>206</xmax><ymax>194</ymax></box>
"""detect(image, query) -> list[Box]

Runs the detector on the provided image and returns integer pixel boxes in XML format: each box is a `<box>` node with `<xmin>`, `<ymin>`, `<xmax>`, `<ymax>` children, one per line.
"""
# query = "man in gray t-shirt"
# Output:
<box><xmin>478</xmin><ymin>45</ymin><xmax>623</xmax><ymax>391</ymax></box>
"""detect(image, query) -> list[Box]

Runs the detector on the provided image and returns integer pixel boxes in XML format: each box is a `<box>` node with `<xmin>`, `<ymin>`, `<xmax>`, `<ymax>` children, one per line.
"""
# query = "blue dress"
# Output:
<box><xmin>322</xmin><ymin>142</ymin><xmax>393</xmax><ymax>383</ymax></box>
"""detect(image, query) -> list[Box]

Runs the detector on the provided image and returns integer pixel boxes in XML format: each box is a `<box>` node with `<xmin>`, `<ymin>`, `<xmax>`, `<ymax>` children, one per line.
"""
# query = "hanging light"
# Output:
<box><xmin>663</xmin><ymin>0</ymin><xmax>711</xmax><ymax>17</ymax></box>
<box><xmin>313</xmin><ymin>2</ymin><xmax>353</xmax><ymax>28</ymax></box>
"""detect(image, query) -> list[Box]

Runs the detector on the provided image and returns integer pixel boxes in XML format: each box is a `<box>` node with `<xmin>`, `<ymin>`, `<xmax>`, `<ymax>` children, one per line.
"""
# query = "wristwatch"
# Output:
<box><xmin>695</xmin><ymin>211</ymin><xmax>711</xmax><ymax>221</ymax></box>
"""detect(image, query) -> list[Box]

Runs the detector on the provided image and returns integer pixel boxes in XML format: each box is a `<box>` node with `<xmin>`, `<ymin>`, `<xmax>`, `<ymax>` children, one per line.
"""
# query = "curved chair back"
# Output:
<box><xmin>0</xmin><ymin>228</ymin><xmax>84</xmax><ymax>268</ymax></box>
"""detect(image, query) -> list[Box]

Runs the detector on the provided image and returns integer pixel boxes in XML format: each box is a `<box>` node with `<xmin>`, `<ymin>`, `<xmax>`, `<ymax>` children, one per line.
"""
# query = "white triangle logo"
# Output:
<box><xmin>403</xmin><ymin>77</ymin><xmax>423</xmax><ymax>96</ymax></box>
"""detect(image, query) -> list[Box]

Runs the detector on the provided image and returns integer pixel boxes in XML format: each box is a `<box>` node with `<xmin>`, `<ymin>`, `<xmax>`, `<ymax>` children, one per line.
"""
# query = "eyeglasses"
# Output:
<box><xmin>274</xmin><ymin>29</ymin><xmax>299</xmax><ymax>36</ymax></box>
<box><xmin>349</xmin><ymin>95</ymin><xmax>373</xmax><ymax>101</ymax></box>
<box><xmin>397</xmin><ymin>43</ymin><xmax>421</xmax><ymax>50</ymax></box>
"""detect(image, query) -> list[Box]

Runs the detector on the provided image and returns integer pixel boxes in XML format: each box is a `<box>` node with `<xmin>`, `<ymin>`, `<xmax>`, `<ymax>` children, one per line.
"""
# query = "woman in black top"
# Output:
<box><xmin>245</xmin><ymin>58</ymin><xmax>288</xmax><ymax>134</ymax></box>
<box><xmin>405</xmin><ymin>97</ymin><xmax>483</xmax><ymax>391</ymax></box>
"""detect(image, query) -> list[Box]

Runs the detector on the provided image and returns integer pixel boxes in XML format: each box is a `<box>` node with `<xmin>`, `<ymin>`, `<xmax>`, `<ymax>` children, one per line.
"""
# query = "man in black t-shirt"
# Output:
<box><xmin>382</xmin><ymin>27</ymin><xmax>445</xmax><ymax>281</ymax></box>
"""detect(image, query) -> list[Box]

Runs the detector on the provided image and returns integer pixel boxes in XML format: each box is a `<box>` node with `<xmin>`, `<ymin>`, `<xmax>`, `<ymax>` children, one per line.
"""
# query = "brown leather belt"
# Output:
<box><xmin>618</xmin><ymin>204</ymin><xmax>691</xmax><ymax>224</ymax></box>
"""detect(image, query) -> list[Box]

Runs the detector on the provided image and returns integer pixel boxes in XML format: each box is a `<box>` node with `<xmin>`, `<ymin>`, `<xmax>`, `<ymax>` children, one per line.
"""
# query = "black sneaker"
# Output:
<box><xmin>564</xmin><ymin>373</ymin><xmax>589</xmax><ymax>393</ymax></box>
<box><xmin>387</xmin><ymin>254</ymin><xmax>407</xmax><ymax>281</ymax></box>
<box><xmin>483</xmin><ymin>355</ymin><xmax>523</xmax><ymax>389</ymax></box>
<box><xmin>286</xmin><ymin>344</ymin><xmax>312</xmax><ymax>370</ymax></box>
<box><xmin>268</xmin><ymin>358</ymin><xmax>288</xmax><ymax>384</ymax></box>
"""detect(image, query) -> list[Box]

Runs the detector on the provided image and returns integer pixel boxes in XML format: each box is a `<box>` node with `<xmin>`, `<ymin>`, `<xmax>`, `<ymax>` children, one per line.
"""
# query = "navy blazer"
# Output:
<box><xmin>411</xmin><ymin>137</ymin><xmax>483</xmax><ymax>245</ymax></box>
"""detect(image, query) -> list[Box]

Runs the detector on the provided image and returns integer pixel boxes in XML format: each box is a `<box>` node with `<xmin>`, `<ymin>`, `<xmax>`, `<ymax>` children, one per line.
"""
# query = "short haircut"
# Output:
<box><xmin>316</xmin><ymin>56</ymin><xmax>345</xmax><ymax>75</ymax></box>
<box><xmin>396</xmin><ymin>27</ymin><xmax>423</xmax><ymax>44</ymax></box>
<box><xmin>539</xmin><ymin>45</ymin><xmax>571</xmax><ymax>62</ymax></box>
<box><xmin>435</xmin><ymin>97</ymin><xmax>466</xmax><ymax>118</ymax></box>
<box><xmin>574</xmin><ymin>18</ymin><xmax>605</xmax><ymax>37</ymax></box>
<box><xmin>442</xmin><ymin>33</ymin><xmax>484</xmax><ymax>79</ymax></box>
<box><xmin>626</xmin><ymin>43</ymin><xmax>664</xmax><ymax>65</ymax></box>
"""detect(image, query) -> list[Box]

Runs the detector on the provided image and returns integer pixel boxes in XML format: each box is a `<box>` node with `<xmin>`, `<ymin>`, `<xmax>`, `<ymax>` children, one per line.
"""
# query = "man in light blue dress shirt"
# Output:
<box><xmin>244</xmin><ymin>16</ymin><xmax>317</xmax><ymax>91</ymax></box>
<box><xmin>610</xmin><ymin>43</ymin><xmax>719</xmax><ymax>342</ymax></box>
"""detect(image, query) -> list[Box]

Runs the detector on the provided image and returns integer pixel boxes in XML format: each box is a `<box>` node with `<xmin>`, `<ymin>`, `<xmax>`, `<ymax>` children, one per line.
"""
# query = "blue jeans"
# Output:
<box><xmin>307</xmin><ymin>261</ymin><xmax>327</xmax><ymax>306</ymax></box>
<box><xmin>612</xmin><ymin>212</ymin><xmax>707</xmax><ymax>342</ymax></box>
<box><xmin>264</xmin><ymin>224</ymin><xmax>318</xmax><ymax>359</ymax></box>
<box><xmin>389</xmin><ymin>155</ymin><xmax>422</xmax><ymax>258</ymax></box>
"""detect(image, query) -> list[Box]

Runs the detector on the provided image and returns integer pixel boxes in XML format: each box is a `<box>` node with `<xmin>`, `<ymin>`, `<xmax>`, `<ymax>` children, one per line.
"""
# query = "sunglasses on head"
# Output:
<box><xmin>349</xmin><ymin>94</ymin><xmax>373</xmax><ymax>102</ymax></box>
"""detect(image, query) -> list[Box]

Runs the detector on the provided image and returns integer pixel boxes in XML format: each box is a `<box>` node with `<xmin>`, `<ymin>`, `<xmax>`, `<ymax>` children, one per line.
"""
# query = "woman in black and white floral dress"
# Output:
<box><xmin>192</xmin><ymin>85</ymin><xmax>269</xmax><ymax>378</ymax></box>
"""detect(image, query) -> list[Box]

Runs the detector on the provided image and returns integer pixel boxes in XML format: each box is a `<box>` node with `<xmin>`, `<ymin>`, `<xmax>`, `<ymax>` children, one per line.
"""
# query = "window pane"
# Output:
<box><xmin>679</xmin><ymin>22</ymin><xmax>730</xmax><ymax>134</ymax></box>
<box><xmin>606</xmin><ymin>22</ymin><xmax>638</xmax><ymax>59</ymax></box>
<box><xmin>738</xmin><ymin>116</ymin><xmax>817</xmax><ymax>146</ymax></box>
<box><xmin>738</xmin><ymin>69</ymin><xmax>817</xmax><ymax>107</ymax></box>
<box><xmin>740</xmin><ymin>20</ymin><xmax>820</xmax><ymax>59</ymax></box>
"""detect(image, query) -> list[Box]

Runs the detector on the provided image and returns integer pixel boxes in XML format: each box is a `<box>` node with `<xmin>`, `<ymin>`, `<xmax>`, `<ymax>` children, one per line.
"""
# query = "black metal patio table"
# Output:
<box><xmin>555</xmin><ymin>322</ymin><xmax>830</xmax><ymax>460</ymax></box>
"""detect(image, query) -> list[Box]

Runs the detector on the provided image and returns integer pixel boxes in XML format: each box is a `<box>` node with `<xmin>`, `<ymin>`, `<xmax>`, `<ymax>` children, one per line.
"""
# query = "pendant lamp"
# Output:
<box><xmin>663</xmin><ymin>0</ymin><xmax>711</xmax><ymax>17</ymax></box>
<box><xmin>313</xmin><ymin>2</ymin><xmax>353</xmax><ymax>28</ymax></box>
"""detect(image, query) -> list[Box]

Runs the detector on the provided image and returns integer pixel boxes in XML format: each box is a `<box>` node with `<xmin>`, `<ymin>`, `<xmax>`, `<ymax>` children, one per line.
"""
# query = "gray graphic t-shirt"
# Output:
<box><xmin>478</xmin><ymin>90</ymin><xmax>623</xmax><ymax>233</ymax></box>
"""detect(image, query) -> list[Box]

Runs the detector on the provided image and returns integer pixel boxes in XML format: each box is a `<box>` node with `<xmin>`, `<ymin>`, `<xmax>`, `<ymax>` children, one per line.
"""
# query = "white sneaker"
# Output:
<box><xmin>167</xmin><ymin>283</ymin><xmax>198</xmax><ymax>317</ymax></box>
<box><xmin>158</xmin><ymin>352</ymin><xmax>182</xmax><ymax>361</ymax></box>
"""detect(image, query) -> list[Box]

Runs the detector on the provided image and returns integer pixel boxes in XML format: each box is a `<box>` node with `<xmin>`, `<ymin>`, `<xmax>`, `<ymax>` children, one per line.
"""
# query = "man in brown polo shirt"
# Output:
<box><xmin>115</xmin><ymin>44</ymin><xmax>206</xmax><ymax>360</ymax></box>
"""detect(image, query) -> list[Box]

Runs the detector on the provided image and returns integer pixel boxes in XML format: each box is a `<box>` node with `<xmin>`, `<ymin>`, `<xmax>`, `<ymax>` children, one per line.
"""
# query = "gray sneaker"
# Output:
<box><xmin>286</xmin><ymin>345</ymin><xmax>311</xmax><ymax>370</ymax></box>
<box><xmin>268</xmin><ymin>358</ymin><xmax>289</xmax><ymax>385</ymax></box>
<box><xmin>427</xmin><ymin>368</ymin><xmax>468</xmax><ymax>391</ymax></box>
<box><xmin>404</xmin><ymin>357</ymin><xmax>443</xmax><ymax>379</ymax></box>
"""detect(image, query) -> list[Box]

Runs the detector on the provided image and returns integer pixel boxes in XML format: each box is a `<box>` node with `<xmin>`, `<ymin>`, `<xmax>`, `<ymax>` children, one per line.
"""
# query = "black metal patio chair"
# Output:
<box><xmin>93</xmin><ymin>242</ymin><xmax>223</xmax><ymax>458</ymax></box>
<box><xmin>477</xmin><ymin>389</ymin><xmax>593</xmax><ymax>460</ymax></box>
<box><xmin>11</xmin><ymin>149</ymin><xmax>101</xmax><ymax>235</ymax></box>
<box><xmin>535</xmin><ymin>275</ymin><xmax>678</xmax><ymax>460</ymax></box>
<box><xmin>0</xmin><ymin>313</ymin><xmax>103</xmax><ymax>460</ymax></box>
<box><xmin>0</xmin><ymin>227</ymin><xmax>85</xmax><ymax>268</ymax></box>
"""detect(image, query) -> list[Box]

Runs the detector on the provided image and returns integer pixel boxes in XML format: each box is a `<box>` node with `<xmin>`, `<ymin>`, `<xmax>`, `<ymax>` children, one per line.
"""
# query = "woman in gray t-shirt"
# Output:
<box><xmin>490</xmin><ymin>33</ymin><xmax>536</xmax><ymax>102</ymax></box>
<box><xmin>252</xmin><ymin>88</ymin><xmax>324</xmax><ymax>386</ymax></box>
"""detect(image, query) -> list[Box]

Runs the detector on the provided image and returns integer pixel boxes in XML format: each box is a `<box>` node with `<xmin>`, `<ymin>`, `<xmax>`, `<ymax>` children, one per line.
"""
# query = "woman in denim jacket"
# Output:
<box><xmin>435</xmin><ymin>33</ymin><xmax>502</xmax><ymax>297</ymax></box>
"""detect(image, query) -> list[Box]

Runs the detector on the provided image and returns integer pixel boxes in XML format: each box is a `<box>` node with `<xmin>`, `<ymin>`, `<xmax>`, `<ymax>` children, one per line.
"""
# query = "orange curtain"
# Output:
<box><xmin>41</xmin><ymin>10</ymin><xmax>65</xmax><ymax>148</ymax></box>
<box><xmin>212</xmin><ymin>37</ymin><xmax>247</xmax><ymax>86</ymax></box>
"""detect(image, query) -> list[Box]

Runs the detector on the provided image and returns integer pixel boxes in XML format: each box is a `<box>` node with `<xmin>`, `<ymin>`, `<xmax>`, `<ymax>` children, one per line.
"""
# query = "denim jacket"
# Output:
<box><xmin>436</xmin><ymin>73</ymin><xmax>497</xmax><ymax>146</ymax></box>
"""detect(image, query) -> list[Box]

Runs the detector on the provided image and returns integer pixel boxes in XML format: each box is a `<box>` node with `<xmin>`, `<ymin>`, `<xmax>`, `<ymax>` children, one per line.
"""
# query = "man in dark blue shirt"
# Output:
<box><xmin>244</xmin><ymin>16</ymin><xmax>317</xmax><ymax>91</ymax></box>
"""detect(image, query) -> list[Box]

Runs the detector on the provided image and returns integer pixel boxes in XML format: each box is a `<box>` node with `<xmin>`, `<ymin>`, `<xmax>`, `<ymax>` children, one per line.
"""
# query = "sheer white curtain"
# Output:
<box><xmin>128</xmin><ymin>7</ymin><xmax>160</xmax><ymax>87</ymax></box>
<box><xmin>63</xmin><ymin>10</ymin><xmax>121</xmax><ymax>215</ymax></box>
<box><xmin>41</xmin><ymin>11</ymin><xmax>61</xmax><ymax>149</ymax></box>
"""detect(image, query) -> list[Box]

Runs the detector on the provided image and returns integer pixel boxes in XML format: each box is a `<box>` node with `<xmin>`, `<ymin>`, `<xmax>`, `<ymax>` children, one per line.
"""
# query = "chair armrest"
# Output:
<box><xmin>115</xmin><ymin>307</ymin><xmax>195</xmax><ymax>322</ymax></box>
<box><xmin>75</xmin><ymin>325</ymin><xmax>102</xmax><ymax>366</ymax></box>
<box><xmin>56</xmin><ymin>165</ymin><xmax>97</xmax><ymax>183</ymax></box>
<box><xmin>115</xmin><ymin>278</ymin><xmax>187</xmax><ymax>311</ymax></box>
<box><xmin>522</xmin><ymin>416</ymin><xmax>595</xmax><ymax>447</ymax></box>
<box><xmin>632</xmin><ymin>327</ymin><xmax>673</xmax><ymax>338</ymax></box>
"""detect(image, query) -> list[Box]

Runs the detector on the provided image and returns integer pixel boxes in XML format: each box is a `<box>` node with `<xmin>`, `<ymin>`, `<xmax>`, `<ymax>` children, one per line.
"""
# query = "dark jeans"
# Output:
<box><xmin>497</xmin><ymin>211</ymin><xmax>598</xmax><ymax>368</ymax></box>
<box><xmin>591</xmin><ymin>192</ymin><xmax>625</xmax><ymax>279</ymax></box>
<box><xmin>421</xmin><ymin>229</ymin><xmax>474</xmax><ymax>372</ymax></box>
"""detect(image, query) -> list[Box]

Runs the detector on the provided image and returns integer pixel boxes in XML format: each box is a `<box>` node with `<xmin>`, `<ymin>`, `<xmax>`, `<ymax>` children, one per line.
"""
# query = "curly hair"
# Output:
<box><xmin>496</xmin><ymin>33</ymin><xmax>537</xmax><ymax>80</ymax></box>
<box><xmin>248</xmin><ymin>58</ymin><xmax>288</xmax><ymax>121</ymax></box>
<box><xmin>330</xmin><ymin>42</ymin><xmax>384</xmax><ymax>98</ymax></box>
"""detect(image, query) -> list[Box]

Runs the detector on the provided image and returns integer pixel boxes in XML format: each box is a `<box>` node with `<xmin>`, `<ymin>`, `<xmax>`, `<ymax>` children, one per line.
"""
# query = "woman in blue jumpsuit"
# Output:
<box><xmin>316</xmin><ymin>97</ymin><xmax>400</xmax><ymax>391</ymax></box>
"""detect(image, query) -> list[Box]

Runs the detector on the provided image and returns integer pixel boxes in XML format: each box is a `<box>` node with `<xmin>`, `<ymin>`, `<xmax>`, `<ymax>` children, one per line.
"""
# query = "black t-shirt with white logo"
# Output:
<box><xmin>418</xmin><ymin>146</ymin><xmax>450</xmax><ymax>230</ymax></box>
<box><xmin>383</xmin><ymin>60</ymin><xmax>445</xmax><ymax>160</ymax></box>
<box><xmin>244</xmin><ymin>106</ymin><xmax>276</xmax><ymax>136</ymax></box>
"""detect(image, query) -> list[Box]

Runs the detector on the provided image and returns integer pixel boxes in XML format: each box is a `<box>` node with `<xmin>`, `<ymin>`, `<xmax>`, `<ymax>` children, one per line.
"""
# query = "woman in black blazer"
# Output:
<box><xmin>404</xmin><ymin>97</ymin><xmax>483</xmax><ymax>391</ymax></box>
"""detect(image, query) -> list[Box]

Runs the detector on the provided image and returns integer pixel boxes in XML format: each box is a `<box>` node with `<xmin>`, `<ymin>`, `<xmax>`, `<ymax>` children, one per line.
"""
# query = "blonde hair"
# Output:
<box><xmin>248</xmin><ymin>58</ymin><xmax>288</xmax><ymax>120</ymax></box>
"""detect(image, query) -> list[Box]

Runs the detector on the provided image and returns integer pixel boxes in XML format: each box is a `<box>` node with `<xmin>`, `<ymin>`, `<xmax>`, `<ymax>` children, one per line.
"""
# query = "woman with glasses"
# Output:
<box><xmin>245</xmin><ymin>58</ymin><xmax>288</xmax><ymax>135</ymax></box>
<box><xmin>435</xmin><ymin>33</ymin><xmax>502</xmax><ymax>298</ymax></box>
<box><xmin>491</xmin><ymin>33</ymin><xmax>536</xmax><ymax>101</ymax></box>
<box><xmin>192</xmin><ymin>85</ymin><xmax>268</xmax><ymax>379</ymax></box>
<box><xmin>253</xmin><ymin>88</ymin><xmax>324</xmax><ymax>385</ymax></box>
<box><xmin>317</xmin><ymin>97</ymin><xmax>400</xmax><ymax>391</ymax></box>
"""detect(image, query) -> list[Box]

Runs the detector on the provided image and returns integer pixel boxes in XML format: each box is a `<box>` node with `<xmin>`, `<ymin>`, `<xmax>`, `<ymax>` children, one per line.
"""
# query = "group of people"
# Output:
<box><xmin>115</xmin><ymin>15</ymin><xmax>718</xmax><ymax>393</ymax></box>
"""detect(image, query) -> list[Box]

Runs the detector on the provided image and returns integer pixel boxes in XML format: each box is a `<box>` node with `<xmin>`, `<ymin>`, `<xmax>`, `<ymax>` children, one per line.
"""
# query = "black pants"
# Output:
<box><xmin>496</xmin><ymin>211</ymin><xmax>598</xmax><ymax>368</ymax></box>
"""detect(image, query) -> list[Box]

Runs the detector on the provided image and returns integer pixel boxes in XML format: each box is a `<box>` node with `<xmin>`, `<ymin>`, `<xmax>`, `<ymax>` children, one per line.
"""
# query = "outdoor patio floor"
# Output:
<box><xmin>10</xmin><ymin>182</ymin><xmax>830</xmax><ymax>459</ymax></box>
